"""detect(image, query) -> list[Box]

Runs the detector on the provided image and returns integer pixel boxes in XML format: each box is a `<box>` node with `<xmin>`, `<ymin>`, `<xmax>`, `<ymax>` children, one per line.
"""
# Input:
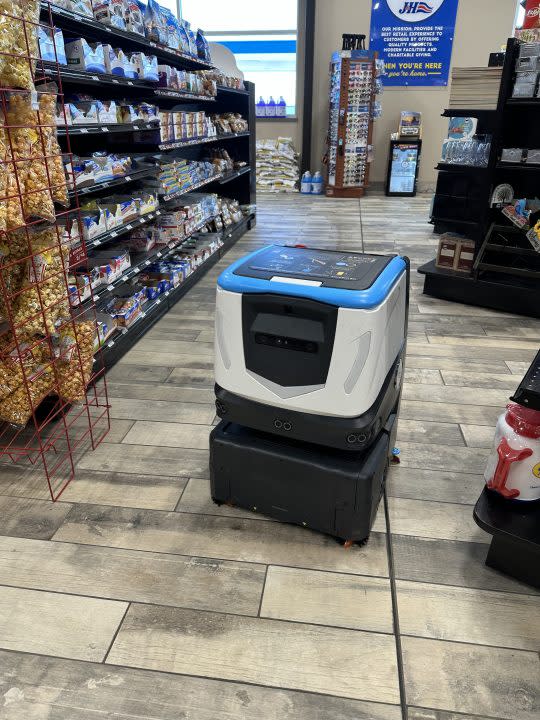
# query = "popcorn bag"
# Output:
<box><xmin>0</xmin><ymin>0</ymin><xmax>40</xmax><ymax>91</ymax></box>
<box><xmin>55</xmin><ymin>320</ymin><xmax>96</xmax><ymax>402</ymax></box>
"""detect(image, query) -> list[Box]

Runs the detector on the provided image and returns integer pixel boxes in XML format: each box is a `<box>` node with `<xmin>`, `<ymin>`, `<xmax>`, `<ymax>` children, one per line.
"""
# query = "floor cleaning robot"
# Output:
<box><xmin>210</xmin><ymin>245</ymin><xmax>409</xmax><ymax>544</ymax></box>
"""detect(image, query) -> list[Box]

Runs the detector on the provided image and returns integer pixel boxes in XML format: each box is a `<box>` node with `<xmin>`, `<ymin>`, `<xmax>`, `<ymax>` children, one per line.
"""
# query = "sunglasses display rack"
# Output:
<box><xmin>325</xmin><ymin>48</ymin><xmax>378</xmax><ymax>198</ymax></box>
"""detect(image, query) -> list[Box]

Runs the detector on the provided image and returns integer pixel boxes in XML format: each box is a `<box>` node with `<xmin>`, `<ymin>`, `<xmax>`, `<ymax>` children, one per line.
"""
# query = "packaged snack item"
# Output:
<box><xmin>39</xmin><ymin>91</ymin><xmax>69</xmax><ymax>206</ymax></box>
<box><xmin>130</xmin><ymin>53</ymin><xmax>159</xmax><ymax>82</ymax></box>
<box><xmin>163</xmin><ymin>9</ymin><xmax>180</xmax><ymax>51</ymax></box>
<box><xmin>55</xmin><ymin>320</ymin><xmax>95</xmax><ymax>402</ymax></box>
<box><xmin>103</xmin><ymin>45</ymin><xmax>126</xmax><ymax>76</ymax></box>
<box><xmin>124</xmin><ymin>1</ymin><xmax>145</xmax><ymax>35</ymax></box>
<box><xmin>123</xmin><ymin>52</ymin><xmax>139</xmax><ymax>79</ymax></box>
<box><xmin>96</xmin><ymin>100</ymin><xmax>118</xmax><ymax>124</ymax></box>
<box><xmin>196</xmin><ymin>30</ymin><xmax>211</xmax><ymax>62</ymax></box>
<box><xmin>92</xmin><ymin>0</ymin><xmax>127</xmax><ymax>30</ymax></box>
<box><xmin>60</xmin><ymin>0</ymin><xmax>94</xmax><ymax>16</ymax></box>
<box><xmin>38</xmin><ymin>26</ymin><xmax>68</xmax><ymax>65</ymax></box>
<box><xmin>64</xmin><ymin>38</ymin><xmax>106</xmax><ymax>73</ymax></box>
<box><xmin>0</xmin><ymin>0</ymin><xmax>40</xmax><ymax>91</ymax></box>
<box><xmin>12</xmin><ymin>227</ymin><xmax>70</xmax><ymax>335</ymax></box>
<box><xmin>0</xmin><ymin>331</ymin><xmax>50</xmax><ymax>399</ymax></box>
<box><xmin>0</xmin><ymin>232</ymin><xmax>27</xmax><ymax>319</ymax></box>
<box><xmin>0</xmin><ymin>362</ymin><xmax>55</xmax><ymax>426</ymax></box>
<box><xmin>5</xmin><ymin>93</ymin><xmax>56</xmax><ymax>222</ymax></box>
<box><xmin>144</xmin><ymin>0</ymin><xmax>167</xmax><ymax>45</ymax></box>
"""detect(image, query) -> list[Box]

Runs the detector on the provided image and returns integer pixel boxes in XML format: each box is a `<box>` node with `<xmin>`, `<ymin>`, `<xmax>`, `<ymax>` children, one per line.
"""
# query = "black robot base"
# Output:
<box><xmin>210</xmin><ymin>415</ymin><xmax>397</xmax><ymax>544</ymax></box>
<box><xmin>214</xmin><ymin>350</ymin><xmax>403</xmax><ymax>453</ymax></box>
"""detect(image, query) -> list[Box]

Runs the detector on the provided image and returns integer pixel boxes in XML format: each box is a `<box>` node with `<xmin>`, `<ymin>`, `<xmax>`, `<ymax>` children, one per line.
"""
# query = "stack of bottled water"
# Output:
<box><xmin>256</xmin><ymin>96</ymin><xmax>287</xmax><ymax>118</ymax></box>
<box><xmin>301</xmin><ymin>171</ymin><xmax>324</xmax><ymax>195</ymax></box>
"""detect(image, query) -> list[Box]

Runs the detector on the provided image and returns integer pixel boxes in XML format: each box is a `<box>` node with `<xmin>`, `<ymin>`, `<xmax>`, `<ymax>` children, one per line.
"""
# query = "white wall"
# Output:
<box><xmin>311</xmin><ymin>0</ymin><xmax>517</xmax><ymax>188</ymax></box>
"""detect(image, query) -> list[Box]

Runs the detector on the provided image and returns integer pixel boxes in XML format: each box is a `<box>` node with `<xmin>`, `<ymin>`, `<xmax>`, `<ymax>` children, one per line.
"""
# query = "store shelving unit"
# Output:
<box><xmin>325</xmin><ymin>46</ymin><xmax>378</xmax><ymax>198</ymax></box>
<box><xmin>41</xmin><ymin>2</ymin><xmax>256</xmax><ymax>370</ymax></box>
<box><xmin>419</xmin><ymin>37</ymin><xmax>540</xmax><ymax>318</ymax></box>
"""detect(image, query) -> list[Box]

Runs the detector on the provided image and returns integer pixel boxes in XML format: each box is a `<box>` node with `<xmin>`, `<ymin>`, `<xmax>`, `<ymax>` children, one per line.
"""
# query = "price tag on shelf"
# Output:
<box><xmin>110</xmin><ymin>231</ymin><xmax>117</xmax><ymax>237</ymax></box>
<box><xmin>157</xmin><ymin>252</ymin><xmax>162</xmax><ymax>258</ymax></box>
<box><xmin>165</xmin><ymin>290</ymin><xmax>170</xmax><ymax>297</ymax></box>
<box><xmin>102</xmin><ymin>127</ymin><xmax>109</xmax><ymax>133</ymax></box>
<box><xmin>156</xmin><ymin>299</ymin><xmax>161</xmax><ymax>305</ymax></box>
<box><xmin>102</xmin><ymin>182</ymin><xmax>109</xmax><ymax>188</ymax></box>
<box><xmin>141</xmin><ymin>311</ymin><xmax>146</xmax><ymax>318</ymax></box>
<box><xmin>125</xmin><ymin>176</ymin><xmax>131</xmax><ymax>182</ymax></box>
<box><xmin>133</xmin><ymin>268</ymin><xmax>140</xmax><ymax>274</ymax></box>
<box><xmin>126</xmin><ymin>224</ymin><xmax>133</xmax><ymax>230</ymax></box>
<box><xmin>145</xmin><ymin>260</ymin><xmax>151</xmax><ymax>266</ymax></box>
<box><xmin>112</xmin><ymin>79</ymin><xmax>119</xmax><ymax>84</ymax></box>
<box><xmin>107</xmin><ymin>340</ymin><xmax>115</xmax><ymax>348</ymax></box>
<box><xmin>107</xmin><ymin>284</ymin><xmax>115</xmax><ymax>291</ymax></box>
<box><xmin>80</xmin><ymin>128</ymin><xmax>88</xmax><ymax>134</ymax></box>
<box><xmin>127</xmin><ymin>81</ymin><xmax>134</xmax><ymax>86</ymax></box>
<box><xmin>156</xmin><ymin>210</ymin><xmax>161</xmax><ymax>216</ymax></box>
<box><xmin>104</xmin><ymin>26</ymin><xmax>112</xmax><ymax>32</ymax></box>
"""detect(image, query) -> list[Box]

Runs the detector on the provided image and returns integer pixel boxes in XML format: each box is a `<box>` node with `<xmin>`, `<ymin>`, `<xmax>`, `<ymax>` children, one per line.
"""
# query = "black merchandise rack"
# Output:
<box><xmin>419</xmin><ymin>37</ymin><xmax>540</xmax><ymax>318</ymax></box>
<box><xmin>42</xmin><ymin>3</ymin><xmax>256</xmax><ymax>370</ymax></box>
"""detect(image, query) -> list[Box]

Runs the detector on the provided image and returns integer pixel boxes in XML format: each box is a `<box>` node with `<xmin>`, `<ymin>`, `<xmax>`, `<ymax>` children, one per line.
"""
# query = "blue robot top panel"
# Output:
<box><xmin>218</xmin><ymin>246</ymin><xmax>407</xmax><ymax>310</ymax></box>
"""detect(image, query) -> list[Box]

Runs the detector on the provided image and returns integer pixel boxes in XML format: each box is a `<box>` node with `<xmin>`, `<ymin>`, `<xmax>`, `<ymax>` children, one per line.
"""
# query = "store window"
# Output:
<box><xmin>180</xmin><ymin>0</ymin><xmax>298</xmax><ymax>116</ymax></box>
<box><xmin>515</xmin><ymin>1</ymin><xmax>526</xmax><ymax>29</ymax></box>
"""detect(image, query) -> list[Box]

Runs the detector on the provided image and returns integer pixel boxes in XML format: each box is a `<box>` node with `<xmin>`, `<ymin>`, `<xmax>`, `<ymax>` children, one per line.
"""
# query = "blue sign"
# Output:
<box><xmin>370</xmin><ymin>0</ymin><xmax>459</xmax><ymax>86</ymax></box>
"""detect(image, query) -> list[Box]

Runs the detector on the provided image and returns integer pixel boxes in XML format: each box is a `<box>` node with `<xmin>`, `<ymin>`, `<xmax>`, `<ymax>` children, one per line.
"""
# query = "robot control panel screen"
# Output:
<box><xmin>249</xmin><ymin>247</ymin><xmax>381</xmax><ymax>282</ymax></box>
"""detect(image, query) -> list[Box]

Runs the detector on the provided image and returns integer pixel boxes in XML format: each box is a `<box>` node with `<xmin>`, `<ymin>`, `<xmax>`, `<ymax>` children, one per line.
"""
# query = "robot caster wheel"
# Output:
<box><xmin>340</xmin><ymin>537</ymin><xmax>368</xmax><ymax>549</ymax></box>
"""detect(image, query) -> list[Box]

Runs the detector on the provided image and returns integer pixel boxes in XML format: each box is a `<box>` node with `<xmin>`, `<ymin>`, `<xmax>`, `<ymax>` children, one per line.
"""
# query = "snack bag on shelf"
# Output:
<box><xmin>5</xmin><ymin>93</ymin><xmax>56</xmax><ymax>222</ymax></box>
<box><xmin>92</xmin><ymin>0</ymin><xmax>127</xmax><ymax>30</ymax></box>
<box><xmin>0</xmin><ymin>361</ymin><xmax>55</xmax><ymax>426</ymax></box>
<box><xmin>11</xmin><ymin>227</ymin><xmax>70</xmax><ymax>335</ymax></box>
<box><xmin>55</xmin><ymin>320</ymin><xmax>95</xmax><ymax>402</ymax></box>
<box><xmin>39</xmin><ymin>90</ymin><xmax>69</xmax><ymax>206</ymax></box>
<box><xmin>124</xmin><ymin>1</ymin><xmax>145</xmax><ymax>36</ymax></box>
<box><xmin>0</xmin><ymin>0</ymin><xmax>40</xmax><ymax>91</ymax></box>
<box><xmin>524</xmin><ymin>1</ymin><xmax>540</xmax><ymax>29</ymax></box>
<box><xmin>196</xmin><ymin>30</ymin><xmax>211</xmax><ymax>62</ymax></box>
<box><xmin>144</xmin><ymin>0</ymin><xmax>167</xmax><ymax>45</ymax></box>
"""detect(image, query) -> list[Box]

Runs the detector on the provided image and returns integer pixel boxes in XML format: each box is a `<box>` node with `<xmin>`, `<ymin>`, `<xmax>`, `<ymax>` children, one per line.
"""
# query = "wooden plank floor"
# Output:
<box><xmin>0</xmin><ymin>193</ymin><xmax>539</xmax><ymax>720</ymax></box>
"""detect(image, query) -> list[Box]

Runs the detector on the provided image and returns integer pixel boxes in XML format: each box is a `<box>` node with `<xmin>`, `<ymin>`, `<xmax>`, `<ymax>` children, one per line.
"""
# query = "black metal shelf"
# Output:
<box><xmin>442</xmin><ymin>108</ymin><xmax>497</xmax><ymax>118</ymax></box>
<box><xmin>436</xmin><ymin>163</ymin><xmax>489</xmax><ymax>173</ymax></box>
<box><xmin>217</xmin><ymin>167</ymin><xmax>251</xmax><ymax>184</ymax></box>
<box><xmin>430</xmin><ymin>216</ymin><xmax>478</xmax><ymax>227</ymax></box>
<box><xmin>84</xmin><ymin>216</ymin><xmax>216</xmax><ymax>306</ymax></box>
<box><xmin>161</xmin><ymin>174</ymin><xmax>224</xmax><ymax>203</ymax></box>
<box><xmin>217</xmin><ymin>85</ymin><xmax>249</xmax><ymax>96</ymax></box>
<box><xmin>41</xmin><ymin>2</ymin><xmax>213</xmax><ymax>71</ymax></box>
<box><xmin>69</xmin><ymin>166</ymin><xmax>157</xmax><ymax>200</ymax></box>
<box><xmin>99</xmin><ymin>214</ymin><xmax>255</xmax><ymax>369</ymax></box>
<box><xmin>496</xmin><ymin>162</ymin><xmax>540</xmax><ymax>170</ymax></box>
<box><xmin>58</xmin><ymin>122</ymin><xmax>160</xmax><ymax>136</ymax></box>
<box><xmin>506</xmin><ymin>98</ymin><xmax>540</xmax><ymax>106</ymax></box>
<box><xmin>485</xmin><ymin>242</ymin><xmax>539</xmax><ymax>256</ymax></box>
<box><xmin>158</xmin><ymin>132</ymin><xmax>250</xmax><ymax>151</ymax></box>
<box><xmin>85</xmin><ymin>209</ymin><xmax>162</xmax><ymax>250</ymax></box>
<box><xmin>153</xmin><ymin>88</ymin><xmax>215</xmax><ymax>103</ymax></box>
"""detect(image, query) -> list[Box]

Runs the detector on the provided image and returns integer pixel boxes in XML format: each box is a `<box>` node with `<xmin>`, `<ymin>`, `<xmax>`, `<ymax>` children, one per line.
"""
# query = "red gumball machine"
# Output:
<box><xmin>484</xmin><ymin>404</ymin><xmax>540</xmax><ymax>502</ymax></box>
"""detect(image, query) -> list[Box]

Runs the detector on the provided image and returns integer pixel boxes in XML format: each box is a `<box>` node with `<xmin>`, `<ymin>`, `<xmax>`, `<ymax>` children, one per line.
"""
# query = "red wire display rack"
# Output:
<box><xmin>0</xmin><ymin>2</ymin><xmax>110</xmax><ymax>500</ymax></box>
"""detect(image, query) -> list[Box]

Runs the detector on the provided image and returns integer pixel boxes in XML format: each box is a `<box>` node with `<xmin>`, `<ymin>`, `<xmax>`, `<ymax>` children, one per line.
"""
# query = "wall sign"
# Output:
<box><xmin>370</xmin><ymin>0</ymin><xmax>459</xmax><ymax>86</ymax></box>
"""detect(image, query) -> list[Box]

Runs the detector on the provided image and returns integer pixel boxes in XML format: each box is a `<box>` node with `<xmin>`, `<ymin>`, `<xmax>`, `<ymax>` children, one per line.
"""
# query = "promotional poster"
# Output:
<box><xmin>370</xmin><ymin>0</ymin><xmax>460</xmax><ymax>86</ymax></box>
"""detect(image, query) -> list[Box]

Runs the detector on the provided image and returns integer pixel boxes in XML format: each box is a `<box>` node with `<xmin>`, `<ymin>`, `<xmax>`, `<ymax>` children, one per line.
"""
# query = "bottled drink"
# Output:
<box><xmin>301</xmin><ymin>171</ymin><xmax>312</xmax><ymax>194</ymax></box>
<box><xmin>266</xmin><ymin>96</ymin><xmax>276</xmax><ymax>118</ymax></box>
<box><xmin>311</xmin><ymin>171</ymin><xmax>324</xmax><ymax>195</ymax></box>
<box><xmin>277</xmin><ymin>96</ymin><xmax>287</xmax><ymax>117</ymax></box>
<box><xmin>256</xmin><ymin>96</ymin><xmax>266</xmax><ymax>118</ymax></box>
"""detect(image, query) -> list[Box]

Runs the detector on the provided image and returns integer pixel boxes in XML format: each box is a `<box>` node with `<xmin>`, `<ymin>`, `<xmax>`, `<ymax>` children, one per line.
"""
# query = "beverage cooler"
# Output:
<box><xmin>325</xmin><ymin>46</ymin><xmax>383</xmax><ymax>198</ymax></box>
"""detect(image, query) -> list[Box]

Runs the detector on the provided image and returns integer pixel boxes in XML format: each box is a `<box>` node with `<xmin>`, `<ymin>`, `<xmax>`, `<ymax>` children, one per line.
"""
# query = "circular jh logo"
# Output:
<box><xmin>386</xmin><ymin>0</ymin><xmax>445</xmax><ymax>22</ymax></box>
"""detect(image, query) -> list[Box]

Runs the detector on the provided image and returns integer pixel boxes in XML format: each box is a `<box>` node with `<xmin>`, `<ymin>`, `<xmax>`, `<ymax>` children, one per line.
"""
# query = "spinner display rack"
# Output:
<box><xmin>420</xmin><ymin>37</ymin><xmax>539</xmax><ymax>318</ymax></box>
<box><xmin>0</xmin><ymin>3</ymin><xmax>110</xmax><ymax>499</ymax></box>
<box><xmin>325</xmin><ymin>47</ymin><xmax>378</xmax><ymax>198</ymax></box>
<box><xmin>40</xmin><ymin>1</ymin><xmax>256</xmax><ymax>370</ymax></box>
